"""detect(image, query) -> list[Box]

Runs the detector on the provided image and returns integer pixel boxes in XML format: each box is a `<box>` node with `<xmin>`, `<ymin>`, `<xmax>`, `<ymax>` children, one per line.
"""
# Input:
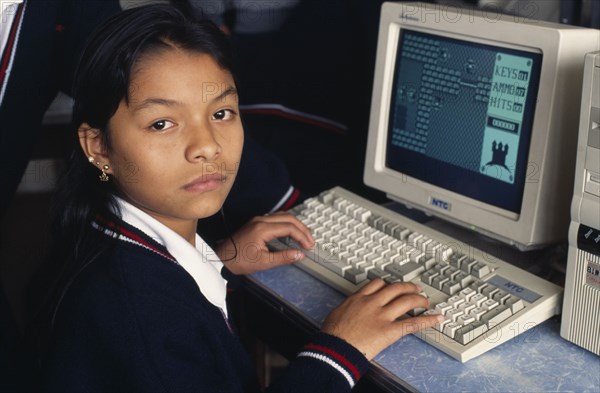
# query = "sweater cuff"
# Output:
<box><xmin>296</xmin><ymin>332</ymin><xmax>371</xmax><ymax>389</ymax></box>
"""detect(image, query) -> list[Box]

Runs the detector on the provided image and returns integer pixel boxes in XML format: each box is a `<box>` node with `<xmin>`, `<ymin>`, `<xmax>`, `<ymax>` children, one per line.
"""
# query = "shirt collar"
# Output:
<box><xmin>114</xmin><ymin>197</ymin><xmax>228</xmax><ymax>316</ymax></box>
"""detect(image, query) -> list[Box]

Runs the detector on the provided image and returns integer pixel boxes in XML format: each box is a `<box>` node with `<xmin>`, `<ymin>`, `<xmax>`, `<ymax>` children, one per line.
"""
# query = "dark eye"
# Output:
<box><xmin>212</xmin><ymin>109</ymin><xmax>235</xmax><ymax>121</ymax></box>
<box><xmin>150</xmin><ymin>120</ymin><xmax>175</xmax><ymax>131</ymax></box>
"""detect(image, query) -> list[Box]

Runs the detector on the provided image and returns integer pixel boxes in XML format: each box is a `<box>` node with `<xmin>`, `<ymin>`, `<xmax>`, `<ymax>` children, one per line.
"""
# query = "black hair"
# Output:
<box><xmin>32</xmin><ymin>3</ymin><xmax>238</xmax><ymax>351</ymax></box>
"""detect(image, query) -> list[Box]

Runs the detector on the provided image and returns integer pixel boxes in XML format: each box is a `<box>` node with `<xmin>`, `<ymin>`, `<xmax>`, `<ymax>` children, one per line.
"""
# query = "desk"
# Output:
<box><xmin>239</xmin><ymin>265</ymin><xmax>600</xmax><ymax>392</ymax></box>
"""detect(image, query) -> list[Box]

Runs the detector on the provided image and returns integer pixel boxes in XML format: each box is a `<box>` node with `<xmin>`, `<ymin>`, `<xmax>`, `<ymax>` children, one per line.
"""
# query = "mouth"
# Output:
<box><xmin>182</xmin><ymin>173</ymin><xmax>227</xmax><ymax>193</ymax></box>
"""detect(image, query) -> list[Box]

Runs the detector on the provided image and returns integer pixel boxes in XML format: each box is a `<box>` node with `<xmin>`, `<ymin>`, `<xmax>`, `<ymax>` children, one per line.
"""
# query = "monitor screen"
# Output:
<box><xmin>364</xmin><ymin>2</ymin><xmax>600</xmax><ymax>250</ymax></box>
<box><xmin>385</xmin><ymin>29</ymin><xmax>542</xmax><ymax>214</ymax></box>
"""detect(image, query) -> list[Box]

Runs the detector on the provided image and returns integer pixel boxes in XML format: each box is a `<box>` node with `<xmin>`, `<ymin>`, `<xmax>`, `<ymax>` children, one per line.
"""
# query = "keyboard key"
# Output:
<box><xmin>435</xmin><ymin>302</ymin><xmax>453</xmax><ymax>314</ymax></box>
<box><xmin>444</xmin><ymin>267</ymin><xmax>461</xmax><ymax>280</ymax></box>
<box><xmin>423</xmin><ymin>309</ymin><xmax>442</xmax><ymax>317</ymax></box>
<box><xmin>481</xmin><ymin>305</ymin><xmax>512</xmax><ymax>327</ymax></box>
<box><xmin>455</xmin><ymin>272</ymin><xmax>474</xmax><ymax>288</ymax></box>
<box><xmin>482</xmin><ymin>285</ymin><xmax>499</xmax><ymax>298</ymax></box>
<box><xmin>392</xmin><ymin>254</ymin><xmax>408</xmax><ymax>265</ymax></box>
<box><xmin>443</xmin><ymin>321</ymin><xmax>462</xmax><ymax>338</ymax></box>
<box><xmin>356</xmin><ymin>250</ymin><xmax>368</xmax><ymax>260</ymax></box>
<box><xmin>438</xmin><ymin>245</ymin><xmax>454</xmax><ymax>260</ymax></box>
<box><xmin>338</xmin><ymin>251</ymin><xmax>350</xmax><ymax>262</ymax></box>
<box><xmin>431</xmin><ymin>276</ymin><xmax>450</xmax><ymax>290</ymax></box>
<box><xmin>384</xmin><ymin>264</ymin><xmax>408</xmax><ymax>280</ymax></box>
<box><xmin>458</xmin><ymin>287</ymin><xmax>476</xmax><ymax>301</ymax></box>
<box><xmin>366</xmin><ymin>213</ymin><xmax>380</xmax><ymax>227</ymax></box>
<box><xmin>367</xmin><ymin>267</ymin><xmax>391</xmax><ymax>280</ymax></box>
<box><xmin>470</xmin><ymin>293</ymin><xmax>487</xmax><ymax>307</ymax></box>
<box><xmin>447</xmin><ymin>295</ymin><xmax>465</xmax><ymax>307</ymax></box>
<box><xmin>446</xmin><ymin>308</ymin><xmax>464</xmax><ymax>322</ymax></box>
<box><xmin>469</xmin><ymin>306</ymin><xmax>488</xmax><ymax>320</ymax></box>
<box><xmin>350</xmin><ymin>258</ymin><xmax>365</xmax><ymax>269</ymax></box>
<box><xmin>344</xmin><ymin>267</ymin><xmax>368</xmax><ymax>284</ymax></box>
<box><xmin>434</xmin><ymin>316</ymin><xmax>450</xmax><ymax>332</ymax></box>
<box><xmin>392</xmin><ymin>225</ymin><xmax>408</xmax><ymax>239</ymax></box>
<box><xmin>460</xmin><ymin>258</ymin><xmax>478</xmax><ymax>274</ymax></box>
<box><xmin>396</xmin><ymin>261</ymin><xmax>425</xmax><ymax>281</ymax></box>
<box><xmin>421</xmin><ymin>257</ymin><xmax>437</xmax><ymax>270</ymax></box>
<box><xmin>410</xmin><ymin>251</ymin><xmax>427</xmax><ymax>264</ymax></box>
<box><xmin>505</xmin><ymin>296</ymin><xmax>525</xmax><ymax>313</ymax></box>
<box><xmin>469</xmin><ymin>280</ymin><xmax>488</xmax><ymax>294</ymax></box>
<box><xmin>359</xmin><ymin>208</ymin><xmax>373</xmax><ymax>222</ymax></box>
<box><xmin>493</xmin><ymin>290</ymin><xmax>511</xmax><ymax>305</ymax></box>
<box><xmin>455</xmin><ymin>321</ymin><xmax>488</xmax><ymax>344</ymax></box>
<box><xmin>408</xmin><ymin>233</ymin><xmax>423</xmax><ymax>246</ymax></box>
<box><xmin>297</xmin><ymin>244</ymin><xmax>350</xmax><ymax>276</ymax></box>
<box><xmin>482</xmin><ymin>299</ymin><xmax>499</xmax><ymax>310</ymax></box>
<box><xmin>447</xmin><ymin>253</ymin><xmax>465</xmax><ymax>268</ymax></box>
<box><xmin>441</xmin><ymin>280</ymin><xmax>461</xmax><ymax>295</ymax></box>
<box><xmin>432</xmin><ymin>263</ymin><xmax>450</xmax><ymax>275</ymax></box>
<box><xmin>372</xmin><ymin>232</ymin><xmax>386</xmax><ymax>244</ymax></box>
<box><xmin>457</xmin><ymin>302</ymin><xmax>476</xmax><ymax>314</ymax></box>
<box><xmin>398</xmin><ymin>228</ymin><xmax>412</xmax><ymax>240</ymax></box>
<box><xmin>380</xmin><ymin>236</ymin><xmax>396</xmax><ymax>248</ymax></box>
<box><xmin>408</xmin><ymin>306</ymin><xmax>427</xmax><ymax>316</ymax></box>
<box><xmin>370</xmin><ymin>255</ymin><xmax>385</xmax><ymax>267</ymax></box>
<box><xmin>421</xmin><ymin>271</ymin><xmax>439</xmax><ymax>285</ymax></box>
<box><xmin>384</xmin><ymin>223</ymin><xmax>400</xmax><ymax>236</ymax></box>
<box><xmin>375</xmin><ymin>258</ymin><xmax>391</xmax><ymax>268</ymax></box>
<box><xmin>425</xmin><ymin>241</ymin><xmax>442</xmax><ymax>257</ymax></box>
<box><xmin>416</xmin><ymin>237</ymin><xmax>432</xmax><ymax>252</ymax></box>
<box><xmin>457</xmin><ymin>314</ymin><xmax>476</xmax><ymax>325</ymax></box>
<box><xmin>384</xmin><ymin>274</ymin><xmax>402</xmax><ymax>284</ymax></box>
<box><xmin>472</xmin><ymin>262</ymin><xmax>491</xmax><ymax>278</ymax></box>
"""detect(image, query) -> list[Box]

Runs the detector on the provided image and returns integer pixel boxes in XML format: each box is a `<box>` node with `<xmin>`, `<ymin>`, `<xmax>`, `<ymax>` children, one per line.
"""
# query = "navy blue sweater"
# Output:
<box><xmin>41</xmin><ymin>217</ymin><xmax>370</xmax><ymax>392</ymax></box>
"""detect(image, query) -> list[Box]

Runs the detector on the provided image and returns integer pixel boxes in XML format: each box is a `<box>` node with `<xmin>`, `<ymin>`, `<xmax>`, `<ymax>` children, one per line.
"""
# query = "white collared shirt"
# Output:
<box><xmin>115</xmin><ymin>197</ymin><xmax>228</xmax><ymax>317</ymax></box>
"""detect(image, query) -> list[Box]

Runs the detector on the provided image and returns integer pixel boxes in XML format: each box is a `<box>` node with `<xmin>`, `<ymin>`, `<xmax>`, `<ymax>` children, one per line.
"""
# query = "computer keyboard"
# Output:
<box><xmin>269</xmin><ymin>186</ymin><xmax>563</xmax><ymax>362</ymax></box>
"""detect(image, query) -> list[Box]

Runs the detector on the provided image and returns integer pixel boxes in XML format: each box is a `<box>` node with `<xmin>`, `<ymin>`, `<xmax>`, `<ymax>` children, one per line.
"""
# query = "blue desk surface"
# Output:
<box><xmin>250</xmin><ymin>265</ymin><xmax>600</xmax><ymax>393</ymax></box>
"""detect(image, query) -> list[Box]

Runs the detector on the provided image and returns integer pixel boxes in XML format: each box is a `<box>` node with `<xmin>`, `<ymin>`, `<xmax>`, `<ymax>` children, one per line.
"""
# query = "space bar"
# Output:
<box><xmin>280</xmin><ymin>237</ymin><xmax>348</xmax><ymax>276</ymax></box>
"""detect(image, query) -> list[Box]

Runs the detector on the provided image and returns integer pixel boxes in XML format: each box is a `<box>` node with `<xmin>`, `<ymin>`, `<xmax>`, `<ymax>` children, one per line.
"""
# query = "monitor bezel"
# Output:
<box><xmin>364</xmin><ymin>2</ymin><xmax>571</xmax><ymax>248</ymax></box>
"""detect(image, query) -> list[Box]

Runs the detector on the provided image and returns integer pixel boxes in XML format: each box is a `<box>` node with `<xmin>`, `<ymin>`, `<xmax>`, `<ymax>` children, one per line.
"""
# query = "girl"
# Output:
<box><xmin>39</xmin><ymin>4</ymin><xmax>442</xmax><ymax>392</ymax></box>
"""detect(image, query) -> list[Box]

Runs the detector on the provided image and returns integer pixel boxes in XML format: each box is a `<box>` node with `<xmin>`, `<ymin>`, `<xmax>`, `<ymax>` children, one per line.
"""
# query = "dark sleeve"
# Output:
<box><xmin>266</xmin><ymin>332</ymin><xmax>371</xmax><ymax>393</ymax></box>
<box><xmin>0</xmin><ymin>0</ymin><xmax>122</xmax><ymax>215</ymax></box>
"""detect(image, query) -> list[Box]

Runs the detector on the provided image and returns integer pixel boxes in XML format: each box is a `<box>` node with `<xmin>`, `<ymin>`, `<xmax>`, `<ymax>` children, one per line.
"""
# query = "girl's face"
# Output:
<box><xmin>100</xmin><ymin>50</ymin><xmax>243</xmax><ymax>239</ymax></box>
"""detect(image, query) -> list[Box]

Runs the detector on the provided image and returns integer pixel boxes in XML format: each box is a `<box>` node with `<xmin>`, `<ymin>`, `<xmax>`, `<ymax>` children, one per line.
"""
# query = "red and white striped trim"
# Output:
<box><xmin>240</xmin><ymin>103</ymin><xmax>348</xmax><ymax>135</ymax></box>
<box><xmin>269</xmin><ymin>185</ymin><xmax>295</xmax><ymax>213</ymax></box>
<box><xmin>281</xmin><ymin>188</ymin><xmax>301</xmax><ymax>211</ymax></box>
<box><xmin>92</xmin><ymin>219</ymin><xmax>177</xmax><ymax>264</ymax></box>
<box><xmin>0</xmin><ymin>1</ymin><xmax>25</xmax><ymax>105</ymax></box>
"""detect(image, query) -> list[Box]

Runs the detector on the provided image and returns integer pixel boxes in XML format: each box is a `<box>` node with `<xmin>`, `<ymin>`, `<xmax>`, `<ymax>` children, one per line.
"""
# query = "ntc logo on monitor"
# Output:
<box><xmin>429</xmin><ymin>197</ymin><xmax>451</xmax><ymax>211</ymax></box>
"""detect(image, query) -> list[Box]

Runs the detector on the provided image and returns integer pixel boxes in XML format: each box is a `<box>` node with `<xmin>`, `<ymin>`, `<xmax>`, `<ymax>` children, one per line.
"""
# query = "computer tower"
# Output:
<box><xmin>560</xmin><ymin>51</ymin><xmax>600</xmax><ymax>355</ymax></box>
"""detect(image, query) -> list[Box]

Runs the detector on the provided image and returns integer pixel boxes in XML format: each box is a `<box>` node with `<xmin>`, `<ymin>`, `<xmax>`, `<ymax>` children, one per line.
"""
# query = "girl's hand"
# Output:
<box><xmin>217</xmin><ymin>212</ymin><xmax>315</xmax><ymax>275</ymax></box>
<box><xmin>321</xmin><ymin>280</ymin><xmax>444</xmax><ymax>360</ymax></box>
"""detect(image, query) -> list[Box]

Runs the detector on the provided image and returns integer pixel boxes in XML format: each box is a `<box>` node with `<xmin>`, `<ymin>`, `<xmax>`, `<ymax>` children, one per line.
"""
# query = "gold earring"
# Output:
<box><xmin>99</xmin><ymin>164</ymin><xmax>110</xmax><ymax>182</ymax></box>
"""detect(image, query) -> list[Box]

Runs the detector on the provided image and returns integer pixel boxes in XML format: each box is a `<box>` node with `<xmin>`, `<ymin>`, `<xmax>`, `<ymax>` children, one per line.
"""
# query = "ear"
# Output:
<box><xmin>78</xmin><ymin>123</ymin><xmax>112</xmax><ymax>174</ymax></box>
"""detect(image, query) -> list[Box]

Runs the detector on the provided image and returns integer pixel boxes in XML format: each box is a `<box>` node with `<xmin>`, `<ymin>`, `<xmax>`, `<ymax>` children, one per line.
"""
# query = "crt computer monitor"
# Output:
<box><xmin>364</xmin><ymin>2</ymin><xmax>600</xmax><ymax>251</ymax></box>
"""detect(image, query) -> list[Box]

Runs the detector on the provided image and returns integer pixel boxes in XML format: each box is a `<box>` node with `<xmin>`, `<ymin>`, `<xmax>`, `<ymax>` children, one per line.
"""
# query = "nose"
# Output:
<box><xmin>185</xmin><ymin>123</ymin><xmax>221</xmax><ymax>162</ymax></box>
